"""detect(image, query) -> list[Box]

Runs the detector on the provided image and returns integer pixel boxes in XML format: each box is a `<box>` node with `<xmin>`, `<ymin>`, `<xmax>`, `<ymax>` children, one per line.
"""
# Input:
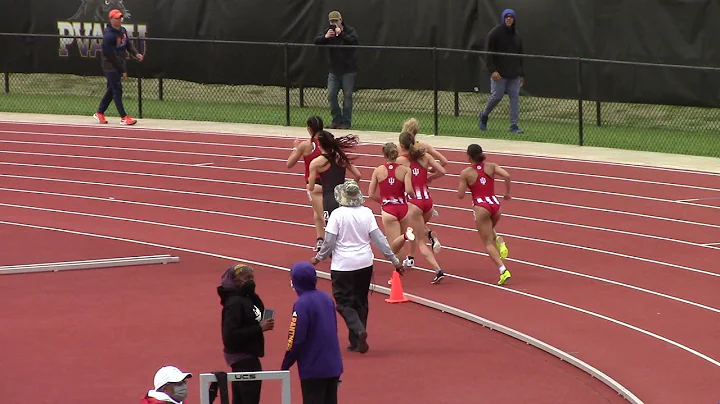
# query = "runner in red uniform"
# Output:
<box><xmin>396</xmin><ymin>132</ymin><xmax>447</xmax><ymax>284</ymax></box>
<box><xmin>287</xmin><ymin>116</ymin><xmax>326</xmax><ymax>251</ymax></box>
<box><xmin>458</xmin><ymin>144</ymin><xmax>513</xmax><ymax>285</ymax></box>
<box><xmin>368</xmin><ymin>142</ymin><xmax>420</xmax><ymax>263</ymax></box>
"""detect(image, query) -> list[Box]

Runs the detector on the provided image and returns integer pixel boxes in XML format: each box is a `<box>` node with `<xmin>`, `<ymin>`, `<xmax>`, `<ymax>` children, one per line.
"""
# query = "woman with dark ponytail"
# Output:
<box><xmin>307</xmin><ymin>130</ymin><xmax>362</xmax><ymax>221</ymax></box>
<box><xmin>287</xmin><ymin>116</ymin><xmax>327</xmax><ymax>252</ymax></box>
<box><xmin>457</xmin><ymin>143</ymin><xmax>512</xmax><ymax>285</ymax></box>
<box><xmin>396</xmin><ymin>131</ymin><xmax>447</xmax><ymax>284</ymax></box>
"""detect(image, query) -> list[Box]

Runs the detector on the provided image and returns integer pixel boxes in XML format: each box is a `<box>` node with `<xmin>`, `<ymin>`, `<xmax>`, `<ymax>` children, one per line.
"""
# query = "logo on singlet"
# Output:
<box><xmin>388</xmin><ymin>177</ymin><xmax>395</xmax><ymax>185</ymax></box>
<box><xmin>412</xmin><ymin>168</ymin><xmax>420</xmax><ymax>176</ymax></box>
<box><xmin>479</xmin><ymin>177</ymin><xmax>487</xmax><ymax>185</ymax></box>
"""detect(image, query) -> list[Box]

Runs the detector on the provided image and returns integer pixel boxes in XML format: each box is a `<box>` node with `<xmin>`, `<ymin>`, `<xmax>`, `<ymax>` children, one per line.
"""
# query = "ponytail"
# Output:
<box><xmin>467</xmin><ymin>144</ymin><xmax>486</xmax><ymax>163</ymax></box>
<box><xmin>399</xmin><ymin>131</ymin><xmax>425</xmax><ymax>160</ymax></box>
<box><xmin>317</xmin><ymin>130</ymin><xmax>359</xmax><ymax>167</ymax></box>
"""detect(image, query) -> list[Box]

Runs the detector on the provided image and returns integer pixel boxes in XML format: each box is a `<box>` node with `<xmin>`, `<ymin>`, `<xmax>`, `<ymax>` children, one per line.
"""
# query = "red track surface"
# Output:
<box><xmin>1</xmin><ymin>121</ymin><xmax>719</xmax><ymax>404</ymax></box>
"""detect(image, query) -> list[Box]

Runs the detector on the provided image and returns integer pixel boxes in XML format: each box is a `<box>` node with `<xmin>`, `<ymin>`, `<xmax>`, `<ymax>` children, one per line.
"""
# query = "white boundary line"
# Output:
<box><xmin>2</xmin><ymin>151</ymin><xmax>720</xmax><ymax>231</ymax></box>
<box><xmin>3</xmin><ymin>161</ymin><xmax>719</xmax><ymax>251</ymax></box>
<box><xmin>1</xmin><ymin>118</ymin><xmax>718</xmax><ymax>177</ymax></box>
<box><xmin>1</xmin><ymin>128</ymin><xmax>718</xmax><ymax>193</ymax></box>
<box><xmin>2</xmin><ymin>138</ymin><xmax>720</xmax><ymax>208</ymax></box>
<box><xmin>3</xmin><ymin>175</ymin><xmax>719</xmax><ymax>279</ymax></box>
<box><xmin>2</xmin><ymin>185</ymin><xmax>718</xmax><ymax>312</ymax></box>
<box><xmin>0</xmin><ymin>219</ymin><xmax>644</xmax><ymax>403</ymax></box>
<box><xmin>3</xmin><ymin>201</ymin><xmax>720</xmax><ymax>369</ymax></box>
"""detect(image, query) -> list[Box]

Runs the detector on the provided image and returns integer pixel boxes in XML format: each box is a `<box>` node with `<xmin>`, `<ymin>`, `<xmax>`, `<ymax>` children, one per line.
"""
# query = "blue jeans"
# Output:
<box><xmin>327</xmin><ymin>72</ymin><xmax>356</xmax><ymax>127</ymax></box>
<box><xmin>480</xmin><ymin>76</ymin><xmax>521</xmax><ymax>126</ymax></box>
<box><xmin>97</xmin><ymin>71</ymin><xmax>127</xmax><ymax>117</ymax></box>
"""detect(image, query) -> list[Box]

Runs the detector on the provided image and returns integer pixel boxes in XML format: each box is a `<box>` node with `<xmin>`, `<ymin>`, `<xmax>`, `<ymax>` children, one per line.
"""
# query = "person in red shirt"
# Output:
<box><xmin>287</xmin><ymin>116</ymin><xmax>327</xmax><ymax>251</ymax></box>
<box><xmin>367</xmin><ymin>142</ymin><xmax>418</xmax><ymax>256</ymax></box>
<box><xmin>140</xmin><ymin>366</ymin><xmax>192</xmax><ymax>404</ymax></box>
<box><xmin>457</xmin><ymin>144</ymin><xmax>512</xmax><ymax>285</ymax></box>
<box><xmin>396</xmin><ymin>132</ymin><xmax>447</xmax><ymax>284</ymax></box>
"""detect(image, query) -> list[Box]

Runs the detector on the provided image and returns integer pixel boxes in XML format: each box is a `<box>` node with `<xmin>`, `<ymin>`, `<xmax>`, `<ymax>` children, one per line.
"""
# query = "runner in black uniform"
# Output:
<box><xmin>307</xmin><ymin>130</ymin><xmax>362</xmax><ymax>221</ymax></box>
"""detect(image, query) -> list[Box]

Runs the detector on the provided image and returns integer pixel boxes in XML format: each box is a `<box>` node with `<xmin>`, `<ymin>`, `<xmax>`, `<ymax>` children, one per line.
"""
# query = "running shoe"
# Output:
<box><xmin>431</xmin><ymin>269</ymin><xmax>445</xmax><ymax>284</ymax></box>
<box><xmin>93</xmin><ymin>112</ymin><xmax>107</xmax><ymax>124</ymax></box>
<box><xmin>432</xmin><ymin>208</ymin><xmax>440</xmax><ymax>218</ymax></box>
<box><xmin>498</xmin><ymin>269</ymin><xmax>512</xmax><ymax>285</ymax></box>
<box><xmin>405</xmin><ymin>227</ymin><xmax>415</xmax><ymax>241</ymax></box>
<box><xmin>402</xmin><ymin>256</ymin><xmax>415</xmax><ymax>268</ymax></box>
<box><xmin>496</xmin><ymin>237</ymin><xmax>509</xmax><ymax>260</ymax></box>
<box><xmin>429</xmin><ymin>230</ymin><xmax>442</xmax><ymax>253</ymax></box>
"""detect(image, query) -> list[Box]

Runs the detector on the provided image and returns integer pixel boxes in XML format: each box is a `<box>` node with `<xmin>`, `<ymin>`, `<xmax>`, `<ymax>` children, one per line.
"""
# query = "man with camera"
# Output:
<box><xmin>314</xmin><ymin>11</ymin><xmax>359</xmax><ymax>130</ymax></box>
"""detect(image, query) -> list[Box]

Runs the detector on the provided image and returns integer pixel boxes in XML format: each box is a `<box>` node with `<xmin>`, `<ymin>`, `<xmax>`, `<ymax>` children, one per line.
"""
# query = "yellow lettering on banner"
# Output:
<box><xmin>286</xmin><ymin>316</ymin><xmax>297</xmax><ymax>351</ymax></box>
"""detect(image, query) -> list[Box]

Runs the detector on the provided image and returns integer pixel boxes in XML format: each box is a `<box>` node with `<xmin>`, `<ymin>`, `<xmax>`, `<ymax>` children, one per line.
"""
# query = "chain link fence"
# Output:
<box><xmin>1</xmin><ymin>34</ymin><xmax>719</xmax><ymax>158</ymax></box>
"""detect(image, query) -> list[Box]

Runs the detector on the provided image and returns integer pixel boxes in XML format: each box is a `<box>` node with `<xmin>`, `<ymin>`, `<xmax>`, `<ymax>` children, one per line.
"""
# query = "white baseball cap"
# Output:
<box><xmin>154</xmin><ymin>366</ymin><xmax>192</xmax><ymax>390</ymax></box>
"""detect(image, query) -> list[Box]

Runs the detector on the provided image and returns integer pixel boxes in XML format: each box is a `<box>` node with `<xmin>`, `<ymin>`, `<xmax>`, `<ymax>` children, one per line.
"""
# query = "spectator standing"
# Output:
<box><xmin>478</xmin><ymin>8</ymin><xmax>525</xmax><ymax>134</ymax></box>
<box><xmin>218</xmin><ymin>264</ymin><xmax>275</xmax><ymax>404</ymax></box>
<box><xmin>314</xmin><ymin>11</ymin><xmax>359</xmax><ymax>129</ymax></box>
<box><xmin>281</xmin><ymin>261</ymin><xmax>343</xmax><ymax>404</ymax></box>
<box><xmin>140</xmin><ymin>366</ymin><xmax>192</xmax><ymax>404</ymax></box>
<box><xmin>311</xmin><ymin>179</ymin><xmax>403</xmax><ymax>353</ymax></box>
<box><xmin>93</xmin><ymin>9</ymin><xmax>142</xmax><ymax>126</ymax></box>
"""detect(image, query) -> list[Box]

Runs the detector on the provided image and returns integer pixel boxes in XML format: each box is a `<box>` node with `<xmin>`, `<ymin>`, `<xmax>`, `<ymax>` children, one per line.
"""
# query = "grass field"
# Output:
<box><xmin>1</xmin><ymin>73</ymin><xmax>719</xmax><ymax>158</ymax></box>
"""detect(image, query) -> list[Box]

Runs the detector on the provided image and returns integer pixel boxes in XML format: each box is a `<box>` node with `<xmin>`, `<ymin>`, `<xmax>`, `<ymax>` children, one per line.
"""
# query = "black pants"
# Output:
<box><xmin>97</xmin><ymin>71</ymin><xmax>127</xmax><ymax>117</ymax></box>
<box><xmin>230</xmin><ymin>356</ymin><xmax>262</xmax><ymax>404</ymax></box>
<box><xmin>300</xmin><ymin>377</ymin><xmax>340</xmax><ymax>404</ymax></box>
<box><xmin>331</xmin><ymin>265</ymin><xmax>373</xmax><ymax>348</ymax></box>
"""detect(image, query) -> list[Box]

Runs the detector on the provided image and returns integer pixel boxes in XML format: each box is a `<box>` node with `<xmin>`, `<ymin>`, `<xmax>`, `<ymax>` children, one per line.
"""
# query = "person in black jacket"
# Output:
<box><xmin>218</xmin><ymin>263</ymin><xmax>275</xmax><ymax>404</ymax></box>
<box><xmin>479</xmin><ymin>8</ymin><xmax>525</xmax><ymax>134</ymax></box>
<box><xmin>314</xmin><ymin>11</ymin><xmax>359</xmax><ymax>130</ymax></box>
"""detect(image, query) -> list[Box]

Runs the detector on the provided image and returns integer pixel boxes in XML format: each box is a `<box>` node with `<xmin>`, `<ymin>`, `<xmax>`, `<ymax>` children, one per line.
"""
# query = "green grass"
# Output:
<box><xmin>1</xmin><ymin>73</ymin><xmax>719</xmax><ymax>158</ymax></box>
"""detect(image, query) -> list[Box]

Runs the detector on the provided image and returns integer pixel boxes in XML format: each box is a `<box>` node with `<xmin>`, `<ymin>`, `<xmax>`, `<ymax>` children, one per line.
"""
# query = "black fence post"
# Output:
<box><xmin>576</xmin><ymin>58</ymin><xmax>584</xmax><ymax>146</ymax></box>
<box><xmin>137</xmin><ymin>70</ymin><xmax>143</xmax><ymax>119</ymax></box>
<box><xmin>453</xmin><ymin>91</ymin><xmax>459</xmax><ymax>117</ymax></box>
<box><xmin>159</xmin><ymin>77</ymin><xmax>164</xmax><ymax>101</ymax></box>
<box><xmin>3</xmin><ymin>71</ymin><xmax>8</xmax><ymax>93</ymax></box>
<box><xmin>432</xmin><ymin>47</ymin><xmax>439</xmax><ymax>136</ymax></box>
<box><xmin>284</xmin><ymin>43</ymin><xmax>290</xmax><ymax>126</ymax></box>
<box><xmin>596</xmin><ymin>100</ymin><xmax>601</xmax><ymax>126</ymax></box>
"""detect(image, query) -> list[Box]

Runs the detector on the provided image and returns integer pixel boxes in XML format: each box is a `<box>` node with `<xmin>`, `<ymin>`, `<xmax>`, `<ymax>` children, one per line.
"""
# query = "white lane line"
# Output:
<box><xmin>0</xmin><ymin>219</ymin><xmax>645</xmax><ymax>404</ymax></box>
<box><xmin>2</xmin><ymin>186</ymin><xmax>720</xmax><ymax>312</ymax></box>
<box><xmin>2</xmin><ymin>153</ymin><xmax>720</xmax><ymax>231</ymax></box>
<box><xmin>0</xmin><ymin>205</ymin><xmax>718</xmax><ymax>370</ymax></box>
<box><xmin>1</xmin><ymin>128</ymin><xmax>718</xmax><ymax>193</ymax></box>
<box><xmin>192</xmin><ymin>162</ymin><xmax>214</xmax><ymax>167</ymax></box>
<box><xmin>2</xmin><ymin>119</ymin><xmax>719</xmax><ymax>177</ymax></box>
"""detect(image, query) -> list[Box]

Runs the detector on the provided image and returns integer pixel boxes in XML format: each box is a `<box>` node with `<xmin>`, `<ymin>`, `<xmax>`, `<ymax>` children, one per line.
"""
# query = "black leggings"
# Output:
<box><xmin>300</xmin><ymin>377</ymin><xmax>340</xmax><ymax>404</ymax></box>
<box><xmin>323</xmin><ymin>192</ymin><xmax>340</xmax><ymax>222</ymax></box>
<box><xmin>230</xmin><ymin>356</ymin><xmax>262</xmax><ymax>404</ymax></box>
<box><xmin>330</xmin><ymin>266</ymin><xmax>373</xmax><ymax>348</ymax></box>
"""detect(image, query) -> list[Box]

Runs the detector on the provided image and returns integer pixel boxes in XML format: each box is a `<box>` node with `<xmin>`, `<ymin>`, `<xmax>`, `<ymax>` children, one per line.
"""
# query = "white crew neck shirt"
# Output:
<box><xmin>324</xmin><ymin>206</ymin><xmax>379</xmax><ymax>272</ymax></box>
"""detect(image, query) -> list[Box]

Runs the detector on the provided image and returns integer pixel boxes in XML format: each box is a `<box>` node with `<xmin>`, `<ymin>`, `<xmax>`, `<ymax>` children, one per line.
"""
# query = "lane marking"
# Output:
<box><xmin>192</xmin><ymin>162</ymin><xmax>214</xmax><ymax>167</ymax></box>
<box><xmin>2</xmin><ymin>119</ymin><xmax>719</xmax><ymax>177</ymax></box>
<box><xmin>0</xmin><ymin>219</ymin><xmax>644</xmax><ymax>403</ymax></box>
<box><xmin>0</xmin><ymin>206</ymin><xmax>718</xmax><ymax>371</ymax></box>
<box><xmin>1</xmin><ymin>128</ymin><xmax>718</xmax><ymax>193</ymax></box>
<box><xmin>2</xmin><ymin>153</ymin><xmax>720</xmax><ymax>231</ymax></box>
<box><xmin>2</xmin><ymin>187</ymin><xmax>720</xmax><ymax>313</ymax></box>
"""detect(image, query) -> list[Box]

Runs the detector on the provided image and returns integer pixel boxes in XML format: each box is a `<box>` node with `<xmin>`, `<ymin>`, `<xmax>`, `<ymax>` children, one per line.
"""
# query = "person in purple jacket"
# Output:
<box><xmin>281</xmin><ymin>261</ymin><xmax>343</xmax><ymax>404</ymax></box>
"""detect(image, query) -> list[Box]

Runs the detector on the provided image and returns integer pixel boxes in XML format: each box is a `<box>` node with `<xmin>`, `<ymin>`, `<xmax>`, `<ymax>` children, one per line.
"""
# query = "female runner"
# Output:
<box><xmin>287</xmin><ymin>116</ymin><xmax>326</xmax><ymax>251</ymax></box>
<box><xmin>457</xmin><ymin>144</ymin><xmax>512</xmax><ymax>285</ymax></box>
<box><xmin>396</xmin><ymin>132</ymin><xmax>447</xmax><ymax>283</ymax></box>
<box><xmin>368</xmin><ymin>142</ymin><xmax>445</xmax><ymax>283</ymax></box>
<box><xmin>401</xmin><ymin>118</ymin><xmax>447</xmax><ymax>251</ymax></box>
<box><xmin>307</xmin><ymin>130</ymin><xmax>362</xmax><ymax>222</ymax></box>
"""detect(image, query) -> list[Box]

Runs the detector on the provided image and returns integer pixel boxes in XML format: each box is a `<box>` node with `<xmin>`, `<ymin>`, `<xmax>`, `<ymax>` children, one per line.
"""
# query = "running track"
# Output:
<box><xmin>0</xmin><ymin>121</ymin><xmax>719</xmax><ymax>403</ymax></box>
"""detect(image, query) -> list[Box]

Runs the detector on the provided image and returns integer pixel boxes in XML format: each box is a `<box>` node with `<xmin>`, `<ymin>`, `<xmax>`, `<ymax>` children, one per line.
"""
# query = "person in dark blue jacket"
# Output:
<box><xmin>281</xmin><ymin>261</ymin><xmax>343</xmax><ymax>404</ymax></box>
<box><xmin>93</xmin><ymin>8</ymin><xmax>143</xmax><ymax>126</ymax></box>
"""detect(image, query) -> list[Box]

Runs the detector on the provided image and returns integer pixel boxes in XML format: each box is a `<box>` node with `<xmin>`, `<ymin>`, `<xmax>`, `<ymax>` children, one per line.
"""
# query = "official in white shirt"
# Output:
<box><xmin>311</xmin><ymin>179</ymin><xmax>402</xmax><ymax>354</ymax></box>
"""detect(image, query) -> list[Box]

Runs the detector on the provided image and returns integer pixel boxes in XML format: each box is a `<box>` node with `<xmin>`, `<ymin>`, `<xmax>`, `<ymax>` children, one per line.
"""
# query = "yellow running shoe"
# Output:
<box><xmin>496</xmin><ymin>237</ymin><xmax>509</xmax><ymax>260</ymax></box>
<box><xmin>498</xmin><ymin>269</ymin><xmax>512</xmax><ymax>285</ymax></box>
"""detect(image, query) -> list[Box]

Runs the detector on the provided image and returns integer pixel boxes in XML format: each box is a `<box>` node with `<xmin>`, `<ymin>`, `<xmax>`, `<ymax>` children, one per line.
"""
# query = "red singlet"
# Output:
<box><xmin>378</xmin><ymin>163</ymin><xmax>408</xmax><ymax>220</ymax></box>
<box><xmin>403</xmin><ymin>154</ymin><xmax>433</xmax><ymax>214</ymax></box>
<box><xmin>303</xmin><ymin>138</ymin><xmax>322</xmax><ymax>183</ymax></box>
<box><xmin>468</xmin><ymin>163</ymin><xmax>500</xmax><ymax>216</ymax></box>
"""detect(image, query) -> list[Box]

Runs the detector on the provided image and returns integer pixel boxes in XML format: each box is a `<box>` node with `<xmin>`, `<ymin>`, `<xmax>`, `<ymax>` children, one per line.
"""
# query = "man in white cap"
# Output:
<box><xmin>140</xmin><ymin>366</ymin><xmax>193</xmax><ymax>404</ymax></box>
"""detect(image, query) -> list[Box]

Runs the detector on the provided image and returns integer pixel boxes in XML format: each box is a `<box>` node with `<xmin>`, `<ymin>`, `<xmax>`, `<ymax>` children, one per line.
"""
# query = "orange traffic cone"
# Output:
<box><xmin>385</xmin><ymin>271</ymin><xmax>409</xmax><ymax>304</ymax></box>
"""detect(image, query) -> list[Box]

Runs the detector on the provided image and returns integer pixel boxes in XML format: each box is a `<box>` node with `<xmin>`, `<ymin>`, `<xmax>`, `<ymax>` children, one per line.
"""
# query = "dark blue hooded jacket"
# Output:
<box><xmin>280</xmin><ymin>262</ymin><xmax>343</xmax><ymax>379</ymax></box>
<box><xmin>485</xmin><ymin>8</ymin><xmax>524</xmax><ymax>78</ymax></box>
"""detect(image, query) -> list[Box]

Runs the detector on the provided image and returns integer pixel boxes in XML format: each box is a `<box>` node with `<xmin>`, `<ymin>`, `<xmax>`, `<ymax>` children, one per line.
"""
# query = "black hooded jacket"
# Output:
<box><xmin>485</xmin><ymin>9</ymin><xmax>524</xmax><ymax>79</ymax></box>
<box><xmin>218</xmin><ymin>285</ymin><xmax>266</xmax><ymax>358</ymax></box>
<box><xmin>314</xmin><ymin>21</ymin><xmax>359</xmax><ymax>75</ymax></box>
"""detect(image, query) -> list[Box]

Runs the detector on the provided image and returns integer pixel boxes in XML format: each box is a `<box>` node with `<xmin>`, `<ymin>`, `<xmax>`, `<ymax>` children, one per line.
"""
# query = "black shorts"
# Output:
<box><xmin>323</xmin><ymin>193</ymin><xmax>340</xmax><ymax>222</ymax></box>
<box><xmin>306</xmin><ymin>178</ymin><xmax>323</xmax><ymax>186</ymax></box>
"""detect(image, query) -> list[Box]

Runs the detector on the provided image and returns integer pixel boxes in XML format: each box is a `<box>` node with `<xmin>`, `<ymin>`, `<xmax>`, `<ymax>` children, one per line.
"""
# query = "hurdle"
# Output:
<box><xmin>0</xmin><ymin>254</ymin><xmax>180</xmax><ymax>275</ymax></box>
<box><xmin>199</xmin><ymin>371</ymin><xmax>292</xmax><ymax>404</ymax></box>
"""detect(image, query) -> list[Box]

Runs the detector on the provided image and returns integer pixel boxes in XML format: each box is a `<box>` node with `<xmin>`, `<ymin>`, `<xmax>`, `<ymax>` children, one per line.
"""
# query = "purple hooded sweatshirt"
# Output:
<box><xmin>280</xmin><ymin>262</ymin><xmax>343</xmax><ymax>379</ymax></box>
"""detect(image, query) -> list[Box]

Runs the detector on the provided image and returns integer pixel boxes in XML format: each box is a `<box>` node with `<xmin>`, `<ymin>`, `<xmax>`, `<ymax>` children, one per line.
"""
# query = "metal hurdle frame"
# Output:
<box><xmin>199</xmin><ymin>371</ymin><xmax>292</xmax><ymax>404</ymax></box>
